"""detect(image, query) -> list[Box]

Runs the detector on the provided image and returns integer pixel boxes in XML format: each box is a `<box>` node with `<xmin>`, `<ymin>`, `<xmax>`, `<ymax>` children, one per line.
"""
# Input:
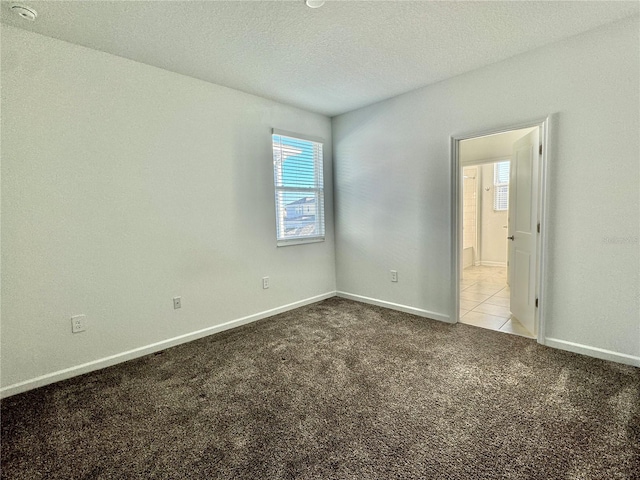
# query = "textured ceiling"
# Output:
<box><xmin>1</xmin><ymin>1</ymin><xmax>638</xmax><ymax>116</ymax></box>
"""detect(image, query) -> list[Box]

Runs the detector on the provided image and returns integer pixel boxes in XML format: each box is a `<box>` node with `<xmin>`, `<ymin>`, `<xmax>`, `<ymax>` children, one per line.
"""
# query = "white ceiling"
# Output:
<box><xmin>1</xmin><ymin>1</ymin><xmax>638</xmax><ymax>117</ymax></box>
<box><xmin>460</xmin><ymin>127</ymin><xmax>536</xmax><ymax>165</ymax></box>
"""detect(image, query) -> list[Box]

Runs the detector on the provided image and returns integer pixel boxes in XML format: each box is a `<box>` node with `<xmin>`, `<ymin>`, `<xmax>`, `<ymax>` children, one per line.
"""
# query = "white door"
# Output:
<box><xmin>508</xmin><ymin>129</ymin><xmax>539</xmax><ymax>335</ymax></box>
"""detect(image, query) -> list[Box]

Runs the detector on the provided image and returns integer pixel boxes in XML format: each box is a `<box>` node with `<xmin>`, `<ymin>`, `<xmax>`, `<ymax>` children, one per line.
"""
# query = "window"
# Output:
<box><xmin>272</xmin><ymin>129</ymin><xmax>325</xmax><ymax>246</ymax></box>
<box><xmin>493</xmin><ymin>161</ymin><xmax>510</xmax><ymax>211</ymax></box>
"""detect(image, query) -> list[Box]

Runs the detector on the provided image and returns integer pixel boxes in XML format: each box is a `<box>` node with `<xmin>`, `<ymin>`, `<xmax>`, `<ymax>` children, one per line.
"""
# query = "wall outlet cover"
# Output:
<box><xmin>71</xmin><ymin>314</ymin><xmax>86</xmax><ymax>333</ymax></box>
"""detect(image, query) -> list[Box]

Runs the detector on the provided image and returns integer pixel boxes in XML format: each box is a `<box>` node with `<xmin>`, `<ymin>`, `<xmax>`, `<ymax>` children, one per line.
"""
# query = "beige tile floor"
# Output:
<box><xmin>460</xmin><ymin>265</ymin><xmax>533</xmax><ymax>338</ymax></box>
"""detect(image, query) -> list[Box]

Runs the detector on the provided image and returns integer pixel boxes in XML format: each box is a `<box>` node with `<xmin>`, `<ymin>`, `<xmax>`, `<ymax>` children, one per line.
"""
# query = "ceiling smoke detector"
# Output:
<box><xmin>305</xmin><ymin>1</ymin><xmax>325</xmax><ymax>8</ymax></box>
<box><xmin>11</xmin><ymin>4</ymin><xmax>37</xmax><ymax>21</ymax></box>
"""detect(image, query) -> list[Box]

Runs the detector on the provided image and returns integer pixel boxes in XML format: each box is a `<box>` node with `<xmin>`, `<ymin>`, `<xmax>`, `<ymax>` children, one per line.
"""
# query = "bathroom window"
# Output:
<box><xmin>272</xmin><ymin>129</ymin><xmax>325</xmax><ymax>246</ymax></box>
<box><xmin>493</xmin><ymin>161</ymin><xmax>510</xmax><ymax>211</ymax></box>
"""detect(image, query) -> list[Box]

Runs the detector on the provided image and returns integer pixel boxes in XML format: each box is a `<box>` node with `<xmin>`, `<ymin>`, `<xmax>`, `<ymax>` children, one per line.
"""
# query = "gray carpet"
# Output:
<box><xmin>2</xmin><ymin>297</ymin><xmax>639</xmax><ymax>479</ymax></box>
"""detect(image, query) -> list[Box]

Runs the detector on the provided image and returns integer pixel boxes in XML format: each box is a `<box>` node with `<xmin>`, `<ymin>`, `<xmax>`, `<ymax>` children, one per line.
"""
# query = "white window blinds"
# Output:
<box><xmin>272</xmin><ymin>130</ymin><xmax>325</xmax><ymax>246</ymax></box>
<box><xmin>493</xmin><ymin>161</ymin><xmax>510</xmax><ymax>211</ymax></box>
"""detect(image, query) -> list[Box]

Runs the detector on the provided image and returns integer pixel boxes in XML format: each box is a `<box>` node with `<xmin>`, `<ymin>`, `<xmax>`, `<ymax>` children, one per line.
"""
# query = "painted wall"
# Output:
<box><xmin>333</xmin><ymin>17</ymin><xmax>640</xmax><ymax>361</ymax></box>
<box><xmin>1</xmin><ymin>26</ymin><xmax>335</xmax><ymax>391</ymax></box>
<box><xmin>480</xmin><ymin>163</ymin><xmax>508</xmax><ymax>266</ymax></box>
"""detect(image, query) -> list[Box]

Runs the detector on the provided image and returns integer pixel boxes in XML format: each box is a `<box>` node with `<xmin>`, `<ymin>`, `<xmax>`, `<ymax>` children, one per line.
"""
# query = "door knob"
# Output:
<box><xmin>507</xmin><ymin>235</ymin><xmax>515</xmax><ymax>241</ymax></box>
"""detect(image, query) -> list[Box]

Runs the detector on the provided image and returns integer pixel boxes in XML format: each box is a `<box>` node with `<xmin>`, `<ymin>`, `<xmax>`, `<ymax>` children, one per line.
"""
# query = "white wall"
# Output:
<box><xmin>333</xmin><ymin>17</ymin><xmax>640</xmax><ymax>363</ymax></box>
<box><xmin>1</xmin><ymin>26</ymin><xmax>335</xmax><ymax>392</ymax></box>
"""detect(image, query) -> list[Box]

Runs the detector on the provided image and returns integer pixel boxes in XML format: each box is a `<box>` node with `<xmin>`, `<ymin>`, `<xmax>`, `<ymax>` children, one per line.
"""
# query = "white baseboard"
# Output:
<box><xmin>336</xmin><ymin>291</ymin><xmax>451</xmax><ymax>323</ymax></box>
<box><xmin>0</xmin><ymin>291</ymin><xmax>337</xmax><ymax>399</ymax></box>
<box><xmin>479</xmin><ymin>261</ymin><xmax>507</xmax><ymax>267</ymax></box>
<box><xmin>543</xmin><ymin>337</ymin><xmax>640</xmax><ymax>368</ymax></box>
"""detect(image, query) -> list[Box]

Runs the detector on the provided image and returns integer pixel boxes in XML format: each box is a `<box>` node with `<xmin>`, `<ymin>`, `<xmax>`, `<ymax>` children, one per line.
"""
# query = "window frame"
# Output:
<box><xmin>272</xmin><ymin>129</ymin><xmax>325</xmax><ymax>247</ymax></box>
<box><xmin>493</xmin><ymin>160</ymin><xmax>510</xmax><ymax>211</ymax></box>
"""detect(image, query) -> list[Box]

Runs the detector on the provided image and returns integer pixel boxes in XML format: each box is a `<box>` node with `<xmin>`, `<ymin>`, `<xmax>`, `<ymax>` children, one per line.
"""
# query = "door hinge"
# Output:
<box><xmin>535</xmin><ymin>298</ymin><xmax>539</xmax><ymax>308</ymax></box>
<box><xmin>539</xmin><ymin>144</ymin><xmax>543</xmax><ymax>155</ymax></box>
<box><xmin>537</xmin><ymin>222</ymin><xmax>541</xmax><ymax>233</ymax></box>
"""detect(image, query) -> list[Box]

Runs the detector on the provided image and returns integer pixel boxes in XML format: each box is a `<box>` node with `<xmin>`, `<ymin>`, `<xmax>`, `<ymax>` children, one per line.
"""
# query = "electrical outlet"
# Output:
<box><xmin>390</xmin><ymin>270</ymin><xmax>398</xmax><ymax>282</ymax></box>
<box><xmin>71</xmin><ymin>314</ymin><xmax>86</xmax><ymax>333</ymax></box>
<box><xmin>262</xmin><ymin>276</ymin><xmax>270</xmax><ymax>289</ymax></box>
<box><xmin>173</xmin><ymin>296</ymin><xmax>182</xmax><ymax>309</ymax></box>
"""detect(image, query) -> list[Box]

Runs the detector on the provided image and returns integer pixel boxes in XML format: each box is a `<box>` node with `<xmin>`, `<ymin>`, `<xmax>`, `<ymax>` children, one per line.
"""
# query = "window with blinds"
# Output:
<box><xmin>272</xmin><ymin>130</ymin><xmax>325</xmax><ymax>246</ymax></box>
<box><xmin>493</xmin><ymin>161</ymin><xmax>510</xmax><ymax>211</ymax></box>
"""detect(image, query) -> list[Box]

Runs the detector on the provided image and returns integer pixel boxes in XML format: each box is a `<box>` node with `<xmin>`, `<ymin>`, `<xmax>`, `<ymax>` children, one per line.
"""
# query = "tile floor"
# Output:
<box><xmin>460</xmin><ymin>265</ymin><xmax>533</xmax><ymax>338</ymax></box>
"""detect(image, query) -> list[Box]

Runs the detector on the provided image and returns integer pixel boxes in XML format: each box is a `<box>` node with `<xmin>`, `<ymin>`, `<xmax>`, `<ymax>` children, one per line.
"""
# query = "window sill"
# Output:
<box><xmin>277</xmin><ymin>237</ymin><xmax>325</xmax><ymax>247</ymax></box>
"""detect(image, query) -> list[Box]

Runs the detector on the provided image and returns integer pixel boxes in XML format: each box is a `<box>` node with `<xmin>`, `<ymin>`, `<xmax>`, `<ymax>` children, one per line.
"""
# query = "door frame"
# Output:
<box><xmin>450</xmin><ymin>117</ymin><xmax>551</xmax><ymax>343</ymax></box>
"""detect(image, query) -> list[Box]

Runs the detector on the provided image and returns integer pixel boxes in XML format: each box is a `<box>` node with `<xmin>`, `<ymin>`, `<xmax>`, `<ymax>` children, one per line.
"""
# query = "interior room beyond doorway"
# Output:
<box><xmin>458</xmin><ymin>127</ymin><xmax>538</xmax><ymax>338</ymax></box>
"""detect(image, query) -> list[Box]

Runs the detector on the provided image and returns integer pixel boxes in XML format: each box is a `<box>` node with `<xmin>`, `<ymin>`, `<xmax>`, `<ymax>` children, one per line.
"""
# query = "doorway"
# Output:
<box><xmin>451</xmin><ymin>119</ymin><xmax>549</xmax><ymax>342</ymax></box>
<box><xmin>460</xmin><ymin>159</ymin><xmax>525</xmax><ymax>334</ymax></box>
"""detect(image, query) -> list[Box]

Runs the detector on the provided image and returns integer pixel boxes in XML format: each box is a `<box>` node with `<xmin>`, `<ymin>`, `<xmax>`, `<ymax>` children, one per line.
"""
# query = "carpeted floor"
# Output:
<box><xmin>2</xmin><ymin>297</ymin><xmax>639</xmax><ymax>479</ymax></box>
